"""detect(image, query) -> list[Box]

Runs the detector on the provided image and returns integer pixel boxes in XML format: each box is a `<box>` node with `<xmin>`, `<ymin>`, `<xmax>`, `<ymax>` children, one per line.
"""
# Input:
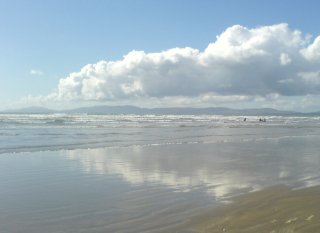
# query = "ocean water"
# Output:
<box><xmin>1</xmin><ymin>114</ymin><xmax>320</xmax><ymax>232</ymax></box>
<box><xmin>1</xmin><ymin>113</ymin><xmax>320</xmax><ymax>154</ymax></box>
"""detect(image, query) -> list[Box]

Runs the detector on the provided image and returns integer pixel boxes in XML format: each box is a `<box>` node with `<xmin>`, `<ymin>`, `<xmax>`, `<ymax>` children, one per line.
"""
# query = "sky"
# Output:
<box><xmin>1</xmin><ymin>0</ymin><xmax>320</xmax><ymax>111</ymax></box>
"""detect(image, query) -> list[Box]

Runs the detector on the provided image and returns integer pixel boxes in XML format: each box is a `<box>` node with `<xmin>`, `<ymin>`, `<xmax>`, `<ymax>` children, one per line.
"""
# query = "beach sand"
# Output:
<box><xmin>166</xmin><ymin>185</ymin><xmax>320</xmax><ymax>233</ymax></box>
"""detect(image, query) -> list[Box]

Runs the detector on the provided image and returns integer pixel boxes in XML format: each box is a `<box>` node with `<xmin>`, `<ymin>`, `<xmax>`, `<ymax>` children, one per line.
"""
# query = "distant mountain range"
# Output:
<box><xmin>1</xmin><ymin>105</ymin><xmax>320</xmax><ymax>116</ymax></box>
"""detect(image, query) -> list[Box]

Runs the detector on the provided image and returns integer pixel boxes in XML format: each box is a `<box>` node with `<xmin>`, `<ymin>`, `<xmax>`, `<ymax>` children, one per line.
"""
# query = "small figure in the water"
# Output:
<box><xmin>259</xmin><ymin>118</ymin><xmax>266</xmax><ymax>122</ymax></box>
<box><xmin>243</xmin><ymin>117</ymin><xmax>247</xmax><ymax>122</ymax></box>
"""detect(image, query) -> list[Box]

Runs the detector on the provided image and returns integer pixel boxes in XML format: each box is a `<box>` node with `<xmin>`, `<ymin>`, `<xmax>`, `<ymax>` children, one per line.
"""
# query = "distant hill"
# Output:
<box><xmin>2</xmin><ymin>106</ymin><xmax>55</xmax><ymax>114</ymax></box>
<box><xmin>67</xmin><ymin>105</ymin><xmax>301</xmax><ymax>116</ymax></box>
<box><xmin>68</xmin><ymin>105</ymin><xmax>143</xmax><ymax>114</ymax></box>
<box><xmin>1</xmin><ymin>105</ymin><xmax>318</xmax><ymax>116</ymax></box>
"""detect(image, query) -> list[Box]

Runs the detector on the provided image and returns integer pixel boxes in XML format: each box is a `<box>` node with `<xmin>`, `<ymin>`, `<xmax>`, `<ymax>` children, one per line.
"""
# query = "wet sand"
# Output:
<box><xmin>1</xmin><ymin>138</ymin><xmax>320</xmax><ymax>232</ymax></box>
<box><xmin>169</xmin><ymin>185</ymin><xmax>320</xmax><ymax>233</ymax></box>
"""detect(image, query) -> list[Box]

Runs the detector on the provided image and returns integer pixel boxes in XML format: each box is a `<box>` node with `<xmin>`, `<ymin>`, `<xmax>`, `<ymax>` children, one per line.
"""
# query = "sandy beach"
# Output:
<box><xmin>169</xmin><ymin>185</ymin><xmax>320</xmax><ymax>233</ymax></box>
<box><xmin>1</xmin><ymin>114</ymin><xmax>320</xmax><ymax>232</ymax></box>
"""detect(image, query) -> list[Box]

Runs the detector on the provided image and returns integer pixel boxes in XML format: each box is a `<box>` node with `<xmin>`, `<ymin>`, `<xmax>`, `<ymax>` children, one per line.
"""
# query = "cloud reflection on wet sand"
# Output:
<box><xmin>65</xmin><ymin>139</ymin><xmax>320</xmax><ymax>201</ymax></box>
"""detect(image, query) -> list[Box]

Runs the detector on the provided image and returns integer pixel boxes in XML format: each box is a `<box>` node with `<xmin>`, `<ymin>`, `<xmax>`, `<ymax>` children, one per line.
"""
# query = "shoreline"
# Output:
<box><xmin>166</xmin><ymin>185</ymin><xmax>320</xmax><ymax>233</ymax></box>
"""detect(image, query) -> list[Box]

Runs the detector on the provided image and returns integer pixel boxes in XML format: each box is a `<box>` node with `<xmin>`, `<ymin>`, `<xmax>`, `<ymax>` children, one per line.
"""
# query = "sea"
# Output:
<box><xmin>1</xmin><ymin>114</ymin><xmax>320</xmax><ymax>232</ymax></box>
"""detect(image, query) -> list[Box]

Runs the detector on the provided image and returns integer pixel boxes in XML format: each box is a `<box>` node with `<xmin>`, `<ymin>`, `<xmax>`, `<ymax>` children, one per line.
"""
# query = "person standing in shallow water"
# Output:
<box><xmin>259</xmin><ymin>118</ymin><xmax>266</xmax><ymax>122</ymax></box>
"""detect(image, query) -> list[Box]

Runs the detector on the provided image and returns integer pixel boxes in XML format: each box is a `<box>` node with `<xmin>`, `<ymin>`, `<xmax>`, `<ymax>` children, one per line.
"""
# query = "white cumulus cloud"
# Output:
<box><xmin>47</xmin><ymin>23</ymin><xmax>320</xmax><ymax>106</ymax></box>
<box><xmin>301</xmin><ymin>36</ymin><xmax>320</xmax><ymax>62</ymax></box>
<box><xmin>30</xmin><ymin>69</ymin><xmax>43</xmax><ymax>76</ymax></box>
<box><xmin>279</xmin><ymin>53</ymin><xmax>292</xmax><ymax>65</ymax></box>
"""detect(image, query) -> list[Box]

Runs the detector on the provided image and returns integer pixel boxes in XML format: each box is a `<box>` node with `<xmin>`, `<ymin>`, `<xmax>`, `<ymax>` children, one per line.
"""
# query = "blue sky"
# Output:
<box><xmin>1</xmin><ymin>0</ymin><xmax>320</xmax><ymax>111</ymax></box>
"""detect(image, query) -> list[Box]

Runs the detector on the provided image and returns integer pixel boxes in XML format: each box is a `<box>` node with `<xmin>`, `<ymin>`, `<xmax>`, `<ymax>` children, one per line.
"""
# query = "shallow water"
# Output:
<box><xmin>1</xmin><ymin>114</ymin><xmax>320</xmax><ymax>232</ymax></box>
